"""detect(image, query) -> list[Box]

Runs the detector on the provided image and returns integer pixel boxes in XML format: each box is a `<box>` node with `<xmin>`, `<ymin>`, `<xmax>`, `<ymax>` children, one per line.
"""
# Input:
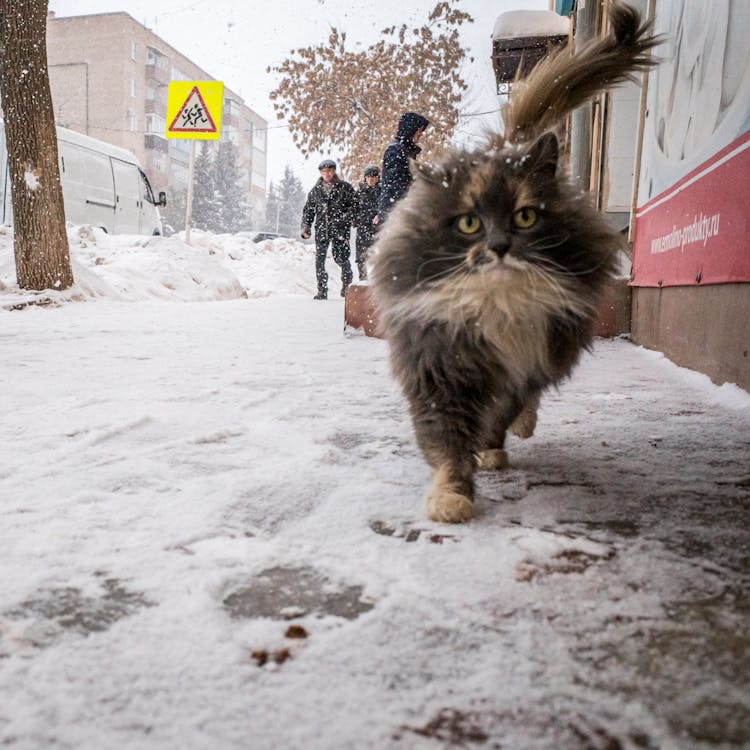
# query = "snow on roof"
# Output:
<box><xmin>493</xmin><ymin>10</ymin><xmax>571</xmax><ymax>41</ymax></box>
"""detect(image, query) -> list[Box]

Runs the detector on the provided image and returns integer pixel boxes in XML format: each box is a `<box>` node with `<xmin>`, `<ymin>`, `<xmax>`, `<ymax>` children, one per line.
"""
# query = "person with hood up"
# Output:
<box><xmin>353</xmin><ymin>165</ymin><xmax>381</xmax><ymax>280</ymax></box>
<box><xmin>301</xmin><ymin>159</ymin><xmax>356</xmax><ymax>300</ymax></box>
<box><xmin>377</xmin><ymin>112</ymin><xmax>430</xmax><ymax>221</ymax></box>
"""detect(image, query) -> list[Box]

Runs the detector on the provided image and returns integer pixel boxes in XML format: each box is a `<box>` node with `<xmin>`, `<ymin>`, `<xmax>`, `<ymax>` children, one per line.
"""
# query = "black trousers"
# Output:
<box><xmin>315</xmin><ymin>235</ymin><xmax>353</xmax><ymax>294</ymax></box>
<box><xmin>355</xmin><ymin>228</ymin><xmax>375</xmax><ymax>280</ymax></box>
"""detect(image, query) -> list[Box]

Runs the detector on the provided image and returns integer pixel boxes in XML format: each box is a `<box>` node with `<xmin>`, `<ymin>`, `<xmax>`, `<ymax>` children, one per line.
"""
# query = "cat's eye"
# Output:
<box><xmin>513</xmin><ymin>207</ymin><xmax>538</xmax><ymax>229</ymax></box>
<box><xmin>455</xmin><ymin>213</ymin><xmax>483</xmax><ymax>234</ymax></box>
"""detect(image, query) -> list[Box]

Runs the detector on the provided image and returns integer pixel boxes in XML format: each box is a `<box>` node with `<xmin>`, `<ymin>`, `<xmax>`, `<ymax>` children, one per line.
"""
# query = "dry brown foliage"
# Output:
<box><xmin>268</xmin><ymin>1</ymin><xmax>473</xmax><ymax>180</ymax></box>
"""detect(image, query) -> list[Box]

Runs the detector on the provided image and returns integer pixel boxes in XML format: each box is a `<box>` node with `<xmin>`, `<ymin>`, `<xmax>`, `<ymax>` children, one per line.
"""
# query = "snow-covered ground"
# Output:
<box><xmin>1</xmin><ymin>226</ymin><xmax>749</xmax><ymax>749</ymax></box>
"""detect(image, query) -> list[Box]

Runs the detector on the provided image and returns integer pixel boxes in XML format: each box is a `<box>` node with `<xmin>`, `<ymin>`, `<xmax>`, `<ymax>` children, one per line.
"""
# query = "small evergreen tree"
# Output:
<box><xmin>265</xmin><ymin>180</ymin><xmax>280</xmax><ymax>233</ymax></box>
<box><xmin>276</xmin><ymin>166</ymin><xmax>306</xmax><ymax>238</ymax></box>
<box><xmin>161</xmin><ymin>188</ymin><xmax>187</xmax><ymax>233</ymax></box>
<box><xmin>191</xmin><ymin>142</ymin><xmax>218</xmax><ymax>231</ymax></box>
<box><xmin>213</xmin><ymin>140</ymin><xmax>249</xmax><ymax>233</ymax></box>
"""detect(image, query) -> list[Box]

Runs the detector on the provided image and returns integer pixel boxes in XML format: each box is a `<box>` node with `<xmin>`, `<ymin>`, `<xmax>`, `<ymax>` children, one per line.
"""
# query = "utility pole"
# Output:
<box><xmin>184</xmin><ymin>140</ymin><xmax>196</xmax><ymax>245</ymax></box>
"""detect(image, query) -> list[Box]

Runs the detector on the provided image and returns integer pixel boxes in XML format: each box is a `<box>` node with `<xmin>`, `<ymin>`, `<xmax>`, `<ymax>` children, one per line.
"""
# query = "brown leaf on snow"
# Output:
<box><xmin>251</xmin><ymin>650</ymin><xmax>268</xmax><ymax>667</ymax></box>
<box><xmin>285</xmin><ymin>625</ymin><xmax>308</xmax><ymax>639</ymax></box>
<box><xmin>274</xmin><ymin>648</ymin><xmax>291</xmax><ymax>664</ymax></box>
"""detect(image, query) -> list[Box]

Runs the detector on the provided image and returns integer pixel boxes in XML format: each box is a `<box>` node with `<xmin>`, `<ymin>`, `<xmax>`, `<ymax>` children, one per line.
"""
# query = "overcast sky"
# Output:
<box><xmin>49</xmin><ymin>0</ymin><xmax>549</xmax><ymax>184</ymax></box>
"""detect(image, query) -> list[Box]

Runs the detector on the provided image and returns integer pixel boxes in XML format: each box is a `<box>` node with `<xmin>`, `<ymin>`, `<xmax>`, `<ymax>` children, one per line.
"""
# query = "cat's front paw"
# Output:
<box><xmin>475</xmin><ymin>449</ymin><xmax>509</xmax><ymax>471</ymax></box>
<box><xmin>426</xmin><ymin>488</ymin><xmax>474</xmax><ymax>523</ymax></box>
<box><xmin>510</xmin><ymin>392</ymin><xmax>540</xmax><ymax>439</ymax></box>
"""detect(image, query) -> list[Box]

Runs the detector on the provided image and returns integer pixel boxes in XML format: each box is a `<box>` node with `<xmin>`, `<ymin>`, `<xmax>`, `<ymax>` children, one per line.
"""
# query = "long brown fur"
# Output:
<box><xmin>370</xmin><ymin>3</ymin><xmax>659</xmax><ymax>523</ymax></box>
<box><xmin>502</xmin><ymin>2</ymin><xmax>659</xmax><ymax>144</ymax></box>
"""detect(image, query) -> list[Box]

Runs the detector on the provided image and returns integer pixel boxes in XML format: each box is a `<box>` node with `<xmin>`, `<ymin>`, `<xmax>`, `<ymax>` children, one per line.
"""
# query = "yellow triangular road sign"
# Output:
<box><xmin>166</xmin><ymin>81</ymin><xmax>223</xmax><ymax>140</ymax></box>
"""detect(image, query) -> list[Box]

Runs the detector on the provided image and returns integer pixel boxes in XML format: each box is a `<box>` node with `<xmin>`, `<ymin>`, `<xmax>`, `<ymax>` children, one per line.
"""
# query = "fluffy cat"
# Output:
<box><xmin>370</xmin><ymin>3</ymin><xmax>659</xmax><ymax>523</ymax></box>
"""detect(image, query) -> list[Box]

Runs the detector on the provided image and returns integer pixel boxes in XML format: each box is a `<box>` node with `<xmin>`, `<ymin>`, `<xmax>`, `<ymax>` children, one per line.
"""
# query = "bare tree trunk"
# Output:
<box><xmin>0</xmin><ymin>0</ymin><xmax>73</xmax><ymax>290</ymax></box>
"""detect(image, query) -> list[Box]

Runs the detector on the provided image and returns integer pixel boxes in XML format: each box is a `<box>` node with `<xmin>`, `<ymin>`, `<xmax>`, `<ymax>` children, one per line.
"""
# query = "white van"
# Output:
<box><xmin>0</xmin><ymin>121</ymin><xmax>166</xmax><ymax>235</ymax></box>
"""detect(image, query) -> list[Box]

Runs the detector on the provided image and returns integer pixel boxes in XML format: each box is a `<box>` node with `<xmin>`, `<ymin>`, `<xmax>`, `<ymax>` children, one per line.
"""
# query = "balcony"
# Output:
<box><xmin>144</xmin><ymin>134</ymin><xmax>168</xmax><ymax>153</ymax></box>
<box><xmin>145</xmin><ymin>63</ymin><xmax>170</xmax><ymax>86</ymax></box>
<box><xmin>145</xmin><ymin>99</ymin><xmax>166</xmax><ymax>116</ymax></box>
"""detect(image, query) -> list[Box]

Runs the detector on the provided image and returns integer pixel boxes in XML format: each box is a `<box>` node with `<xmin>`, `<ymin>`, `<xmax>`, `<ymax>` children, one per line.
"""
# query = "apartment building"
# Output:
<box><xmin>45</xmin><ymin>11</ymin><xmax>268</xmax><ymax>224</ymax></box>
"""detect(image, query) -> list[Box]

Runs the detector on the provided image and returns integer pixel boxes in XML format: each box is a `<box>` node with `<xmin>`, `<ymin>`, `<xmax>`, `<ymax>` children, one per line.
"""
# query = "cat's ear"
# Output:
<box><xmin>526</xmin><ymin>132</ymin><xmax>559</xmax><ymax>177</ymax></box>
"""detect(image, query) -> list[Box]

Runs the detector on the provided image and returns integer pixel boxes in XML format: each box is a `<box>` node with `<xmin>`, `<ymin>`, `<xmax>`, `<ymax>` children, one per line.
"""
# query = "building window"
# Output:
<box><xmin>130</xmin><ymin>79</ymin><xmax>136</xmax><ymax>97</ymax></box>
<box><xmin>147</xmin><ymin>47</ymin><xmax>169</xmax><ymax>71</ymax></box>
<box><xmin>145</xmin><ymin>114</ymin><xmax>166</xmax><ymax>134</ymax></box>
<box><xmin>128</xmin><ymin>109</ymin><xmax>137</xmax><ymax>132</ymax></box>
<box><xmin>254</xmin><ymin>128</ymin><xmax>266</xmax><ymax>152</ymax></box>
<box><xmin>171</xmin><ymin>66</ymin><xmax>190</xmax><ymax>81</ymax></box>
<box><xmin>170</xmin><ymin>139</ymin><xmax>191</xmax><ymax>155</ymax></box>
<box><xmin>131</xmin><ymin>41</ymin><xmax>137</xmax><ymax>61</ymax></box>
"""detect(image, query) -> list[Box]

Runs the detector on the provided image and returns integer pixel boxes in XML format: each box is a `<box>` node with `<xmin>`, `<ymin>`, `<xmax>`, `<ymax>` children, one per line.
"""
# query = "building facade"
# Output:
<box><xmin>628</xmin><ymin>0</ymin><xmax>749</xmax><ymax>392</ymax></box>
<box><xmin>492</xmin><ymin>0</ymin><xmax>748</xmax><ymax>392</ymax></box>
<box><xmin>45</xmin><ymin>11</ymin><xmax>268</xmax><ymax>226</ymax></box>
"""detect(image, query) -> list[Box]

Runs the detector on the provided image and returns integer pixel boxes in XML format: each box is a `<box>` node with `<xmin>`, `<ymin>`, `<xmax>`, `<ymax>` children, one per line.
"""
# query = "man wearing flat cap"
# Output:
<box><xmin>301</xmin><ymin>159</ymin><xmax>356</xmax><ymax>300</ymax></box>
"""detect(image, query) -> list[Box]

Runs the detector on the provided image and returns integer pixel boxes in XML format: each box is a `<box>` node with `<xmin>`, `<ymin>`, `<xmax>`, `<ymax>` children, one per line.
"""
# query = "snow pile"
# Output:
<box><xmin>0</xmin><ymin>224</ymin><xmax>321</xmax><ymax>305</ymax></box>
<box><xmin>493</xmin><ymin>10</ymin><xmax>571</xmax><ymax>40</ymax></box>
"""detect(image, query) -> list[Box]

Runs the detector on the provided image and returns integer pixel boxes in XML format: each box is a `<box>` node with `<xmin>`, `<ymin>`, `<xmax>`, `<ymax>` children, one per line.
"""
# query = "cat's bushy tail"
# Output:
<box><xmin>502</xmin><ymin>2</ymin><xmax>660</xmax><ymax>144</ymax></box>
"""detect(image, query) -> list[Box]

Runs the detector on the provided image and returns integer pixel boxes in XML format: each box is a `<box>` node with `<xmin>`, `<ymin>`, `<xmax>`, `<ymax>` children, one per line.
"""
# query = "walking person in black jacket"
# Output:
<box><xmin>353</xmin><ymin>165</ymin><xmax>381</xmax><ymax>281</ymax></box>
<box><xmin>301</xmin><ymin>159</ymin><xmax>356</xmax><ymax>299</ymax></box>
<box><xmin>377</xmin><ymin>112</ymin><xmax>430</xmax><ymax>222</ymax></box>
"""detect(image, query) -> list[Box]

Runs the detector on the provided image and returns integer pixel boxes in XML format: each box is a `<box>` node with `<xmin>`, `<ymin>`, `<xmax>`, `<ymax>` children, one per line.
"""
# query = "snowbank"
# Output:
<box><xmin>0</xmin><ymin>224</ymin><xmax>320</xmax><ymax>306</ymax></box>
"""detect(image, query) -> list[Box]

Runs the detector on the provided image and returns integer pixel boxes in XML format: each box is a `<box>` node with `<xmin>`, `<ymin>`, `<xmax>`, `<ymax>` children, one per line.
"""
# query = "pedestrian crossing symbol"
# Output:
<box><xmin>166</xmin><ymin>81</ymin><xmax>223</xmax><ymax>140</ymax></box>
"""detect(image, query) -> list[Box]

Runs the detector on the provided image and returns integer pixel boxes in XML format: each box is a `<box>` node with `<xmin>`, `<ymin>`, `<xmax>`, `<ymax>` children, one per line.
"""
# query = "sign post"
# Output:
<box><xmin>165</xmin><ymin>81</ymin><xmax>223</xmax><ymax>244</ymax></box>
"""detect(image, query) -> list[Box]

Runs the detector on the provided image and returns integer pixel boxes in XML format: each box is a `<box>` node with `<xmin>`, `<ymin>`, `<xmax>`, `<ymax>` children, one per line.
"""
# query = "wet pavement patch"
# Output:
<box><xmin>557</xmin><ymin>518</ymin><xmax>641</xmax><ymax>538</ymax></box>
<box><xmin>369</xmin><ymin>519</ymin><xmax>457</xmax><ymax>544</ymax></box>
<box><xmin>222</xmin><ymin>565</ymin><xmax>374</xmax><ymax>621</ymax></box>
<box><xmin>397</xmin><ymin>706</ymin><xmax>651</xmax><ymax>749</ymax></box>
<box><xmin>5</xmin><ymin>577</ymin><xmax>152</xmax><ymax>643</ymax></box>
<box><xmin>516</xmin><ymin>547</ymin><xmax>615</xmax><ymax>582</ymax></box>
<box><xmin>401</xmin><ymin>708</ymin><xmax>489</xmax><ymax>744</ymax></box>
<box><xmin>572</xmin><ymin>586</ymin><xmax>750</xmax><ymax>746</ymax></box>
<box><xmin>327</xmin><ymin>431</ymin><xmax>372</xmax><ymax>450</ymax></box>
<box><xmin>327</xmin><ymin>431</ymin><xmax>413</xmax><ymax>459</ymax></box>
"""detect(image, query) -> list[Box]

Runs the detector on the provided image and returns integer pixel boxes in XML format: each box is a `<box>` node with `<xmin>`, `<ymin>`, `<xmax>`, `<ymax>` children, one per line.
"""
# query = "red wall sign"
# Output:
<box><xmin>631</xmin><ymin>130</ymin><xmax>750</xmax><ymax>287</ymax></box>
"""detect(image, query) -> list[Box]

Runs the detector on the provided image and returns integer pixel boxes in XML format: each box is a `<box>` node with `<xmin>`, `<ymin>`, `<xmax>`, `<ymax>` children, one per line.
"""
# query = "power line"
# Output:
<box><xmin>56</xmin><ymin>122</ymin><xmax>289</xmax><ymax>135</ymax></box>
<box><xmin>457</xmin><ymin>108</ymin><xmax>502</xmax><ymax>119</ymax></box>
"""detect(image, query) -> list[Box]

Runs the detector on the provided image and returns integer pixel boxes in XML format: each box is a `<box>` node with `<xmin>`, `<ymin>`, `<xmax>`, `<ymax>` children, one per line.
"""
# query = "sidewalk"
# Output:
<box><xmin>1</xmin><ymin>297</ymin><xmax>748</xmax><ymax>749</ymax></box>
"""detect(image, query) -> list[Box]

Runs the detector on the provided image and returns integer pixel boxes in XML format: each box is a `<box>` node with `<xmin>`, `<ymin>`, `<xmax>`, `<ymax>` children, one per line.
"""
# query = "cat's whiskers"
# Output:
<box><xmin>526</xmin><ymin>249</ymin><xmax>616</xmax><ymax>279</ymax></box>
<box><xmin>522</xmin><ymin>261</ymin><xmax>599</xmax><ymax>319</ymax></box>
<box><xmin>414</xmin><ymin>252</ymin><xmax>469</xmax><ymax>288</ymax></box>
<box><xmin>527</xmin><ymin>234</ymin><xmax>570</xmax><ymax>251</ymax></box>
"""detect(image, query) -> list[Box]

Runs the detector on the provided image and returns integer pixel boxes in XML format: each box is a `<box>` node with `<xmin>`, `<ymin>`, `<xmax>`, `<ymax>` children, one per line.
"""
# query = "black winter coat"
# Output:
<box><xmin>378</xmin><ymin>112</ymin><xmax>429</xmax><ymax>219</ymax></box>
<box><xmin>301</xmin><ymin>177</ymin><xmax>357</xmax><ymax>241</ymax></box>
<box><xmin>354</xmin><ymin>182</ymin><xmax>381</xmax><ymax>231</ymax></box>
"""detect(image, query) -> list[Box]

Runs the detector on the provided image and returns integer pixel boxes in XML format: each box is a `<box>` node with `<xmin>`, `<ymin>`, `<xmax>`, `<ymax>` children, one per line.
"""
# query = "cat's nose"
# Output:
<box><xmin>487</xmin><ymin>231</ymin><xmax>511</xmax><ymax>257</ymax></box>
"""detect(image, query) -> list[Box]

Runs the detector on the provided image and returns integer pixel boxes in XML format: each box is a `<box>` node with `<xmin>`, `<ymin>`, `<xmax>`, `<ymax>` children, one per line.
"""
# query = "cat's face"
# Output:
<box><xmin>372</xmin><ymin>133</ymin><xmax>617</xmax><ymax>307</ymax></box>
